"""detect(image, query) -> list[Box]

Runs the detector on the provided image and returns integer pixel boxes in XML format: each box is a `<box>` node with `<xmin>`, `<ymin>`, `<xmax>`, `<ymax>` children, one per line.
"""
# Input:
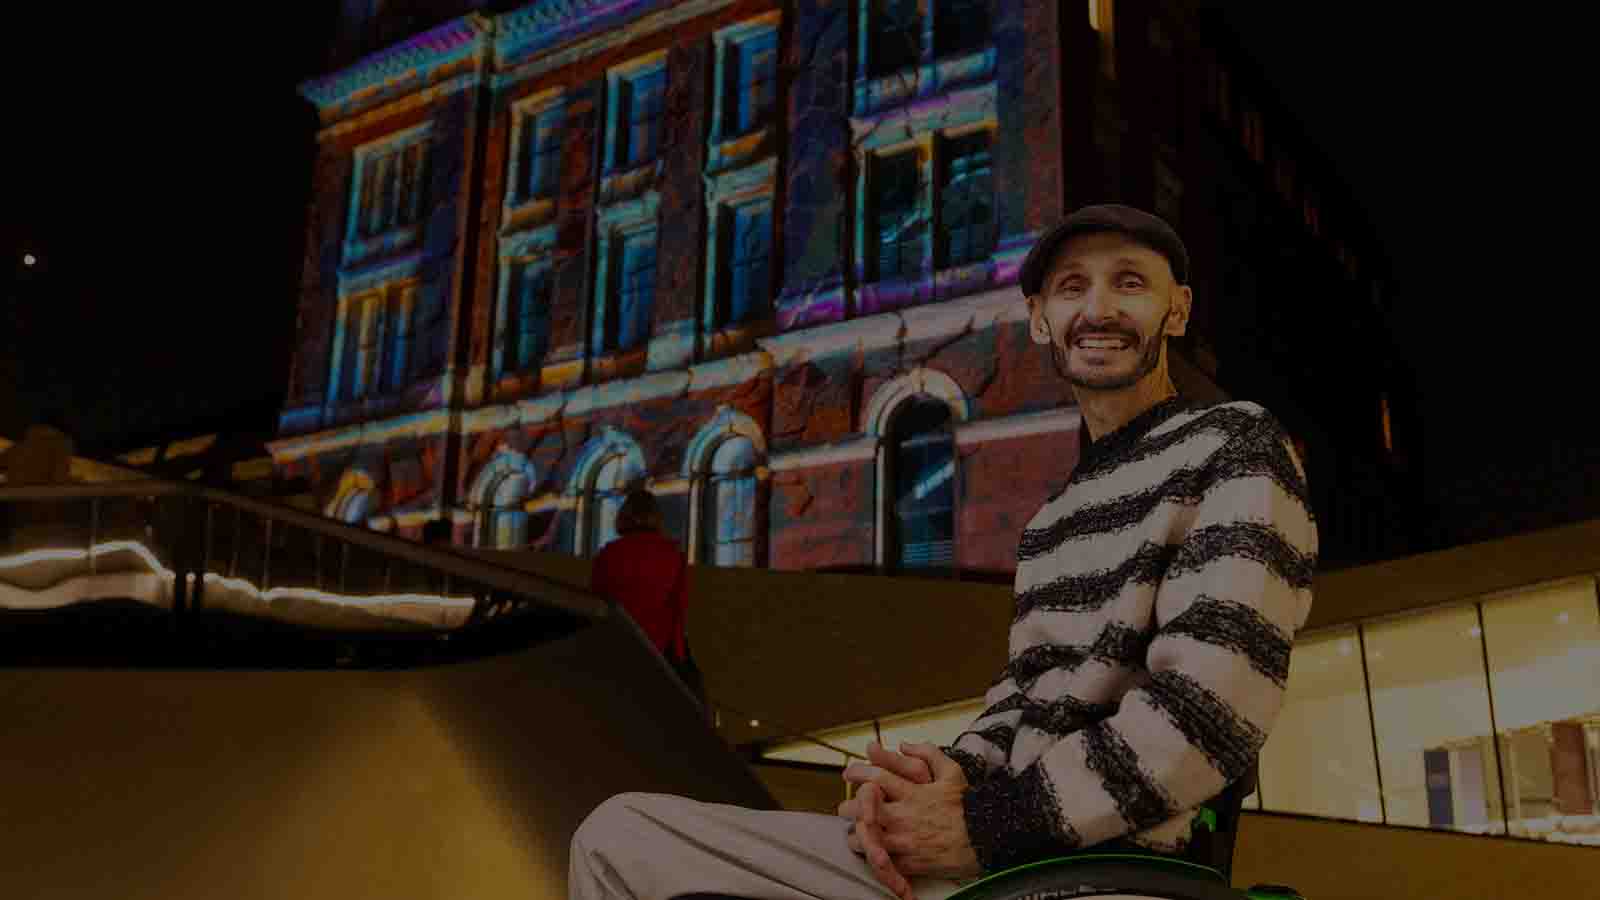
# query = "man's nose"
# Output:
<box><xmin>1082</xmin><ymin>281</ymin><xmax>1118</xmax><ymax>321</ymax></box>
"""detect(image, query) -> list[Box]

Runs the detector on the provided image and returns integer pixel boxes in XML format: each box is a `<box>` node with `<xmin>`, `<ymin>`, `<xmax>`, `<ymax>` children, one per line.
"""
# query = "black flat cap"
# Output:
<box><xmin>1019</xmin><ymin>204</ymin><xmax>1190</xmax><ymax>295</ymax></box>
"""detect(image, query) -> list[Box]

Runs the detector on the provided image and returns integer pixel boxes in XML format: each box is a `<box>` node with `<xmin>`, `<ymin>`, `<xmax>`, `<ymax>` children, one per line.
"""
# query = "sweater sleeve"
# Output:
<box><xmin>961</xmin><ymin>414</ymin><xmax>1317</xmax><ymax>873</ymax></box>
<box><xmin>941</xmin><ymin>675</ymin><xmax>1027</xmax><ymax>786</ymax></box>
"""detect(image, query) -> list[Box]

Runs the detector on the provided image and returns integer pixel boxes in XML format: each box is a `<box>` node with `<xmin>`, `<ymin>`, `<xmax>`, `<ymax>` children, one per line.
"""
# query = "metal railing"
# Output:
<box><xmin>1</xmin><ymin>479</ymin><xmax>607</xmax><ymax>668</ymax></box>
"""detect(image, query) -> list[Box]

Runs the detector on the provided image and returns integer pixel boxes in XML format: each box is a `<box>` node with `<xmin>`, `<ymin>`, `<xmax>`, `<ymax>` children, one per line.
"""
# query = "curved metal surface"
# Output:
<box><xmin>0</xmin><ymin>614</ymin><xmax>775</xmax><ymax>900</ymax></box>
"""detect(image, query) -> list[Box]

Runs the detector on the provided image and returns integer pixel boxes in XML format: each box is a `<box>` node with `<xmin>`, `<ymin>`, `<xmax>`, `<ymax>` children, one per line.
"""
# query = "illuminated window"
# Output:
<box><xmin>349</xmin><ymin>127</ymin><xmax>430</xmax><ymax>246</ymax></box>
<box><xmin>701</xmin><ymin>437</ymin><xmax>760</xmax><ymax>567</ymax></box>
<box><xmin>610</xmin><ymin>62</ymin><xmax>667</xmax><ymax>170</ymax></box>
<box><xmin>1364</xmin><ymin>605</ymin><xmax>1505</xmax><ymax>834</ymax></box>
<box><xmin>725</xmin><ymin>26</ymin><xmax>779</xmax><ymax>135</ymax></box>
<box><xmin>513</xmin><ymin>102</ymin><xmax>563</xmax><ymax>204</ymax></box>
<box><xmin>331</xmin><ymin>281</ymin><xmax>418</xmax><ymax>403</ymax></box>
<box><xmin>584</xmin><ymin>452</ymin><xmax>643</xmax><ymax>556</ymax></box>
<box><xmin>1480</xmin><ymin>579</ymin><xmax>1600</xmax><ymax>844</ymax></box>
<box><xmin>938</xmin><ymin>130</ymin><xmax>994</xmax><ymax>269</ymax></box>
<box><xmin>483</xmin><ymin>470</ymin><xmax>532</xmax><ymax>549</ymax></box>
<box><xmin>1303</xmin><ymin>191</ymin><xmax>1321</xmax><ymax>236</ymax></box>
<box><xmin>868</xmin><ymin>0</ymin><xmax>992</xmax><ymax>78</ymax></box>
<box><xmin>719</xmin><ymin>201</ymin><xmax>772</xmax><ymax>329</ymax></box>
<box><xmin>1258</xmin><ymin>628</ymin><xmax>1384</xmax><ymax>822</ymax></box>
<box><xmin>1088</xmin><ymin>0</ymin><xmax>1115</xmax><ymax>77</ymax></box>
<box><xmin>872</xmin><ymin>149</ymin><xmax>926</xmax><ymax>280</ymax></box>
<box><xmin>497</xmin><ymin>262</ymin><xmax>551</xmax><ymax>377</ymax></box>
<box><xmin>381</xmin><ymin>286</ymin><xmax>418</xmax><ymax>394</ymax></box>
<box><xmin>598</xmin><ymin>228</ymin><xmax>657</xmax><ymax>353</ymax></box>
<box><xmin>887</xmin><ymin>396</ymin><xmax>956</xmax><ymax>569</ymax></box>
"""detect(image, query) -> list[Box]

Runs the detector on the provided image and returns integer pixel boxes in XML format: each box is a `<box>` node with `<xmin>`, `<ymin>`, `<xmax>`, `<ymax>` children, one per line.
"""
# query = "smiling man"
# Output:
<box><xmin>568</xmin><ymin>205</ymin><xmax>1318</xmax><ymax>900</ymax></box>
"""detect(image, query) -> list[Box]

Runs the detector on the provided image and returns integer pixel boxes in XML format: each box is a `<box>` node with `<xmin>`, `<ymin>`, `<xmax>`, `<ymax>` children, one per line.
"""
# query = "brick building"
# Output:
<box><xmin>268</xmin><ymin>0</ymin><xmax>1414</xmax><ymax>575</ymax></box>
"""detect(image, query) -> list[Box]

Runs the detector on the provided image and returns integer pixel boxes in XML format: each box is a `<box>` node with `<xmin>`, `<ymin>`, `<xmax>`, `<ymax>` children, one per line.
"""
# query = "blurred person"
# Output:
<box><xmin>589</xmin><ymin>488</ymin><xmax>704</xmax><ymax>708</ymax></box>
<box><xmin>569</xmin><ymin>206</ymin><xmax>1317</xmax><ymax>900</ymax></box>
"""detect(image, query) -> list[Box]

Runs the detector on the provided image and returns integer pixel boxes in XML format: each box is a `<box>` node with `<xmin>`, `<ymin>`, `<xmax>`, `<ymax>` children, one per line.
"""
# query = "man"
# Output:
<box><xmin>569</xmin><ymin>204</ymin><xmax>1317</xmax><ymax>900</ymax></box>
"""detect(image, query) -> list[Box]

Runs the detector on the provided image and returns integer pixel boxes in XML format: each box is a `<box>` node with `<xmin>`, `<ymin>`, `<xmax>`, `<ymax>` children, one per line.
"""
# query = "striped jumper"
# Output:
<box><xmin>946</xmin><ymin>396</ymin><xmax>1318</xmax><ymax>873</ymax></box>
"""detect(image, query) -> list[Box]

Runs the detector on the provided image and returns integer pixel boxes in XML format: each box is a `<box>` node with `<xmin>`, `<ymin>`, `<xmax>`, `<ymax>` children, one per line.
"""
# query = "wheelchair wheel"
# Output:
<box><xmin>944</xmin><ymin>853</ymin><xmax>1249</xmax><ymax>900</ymax></box>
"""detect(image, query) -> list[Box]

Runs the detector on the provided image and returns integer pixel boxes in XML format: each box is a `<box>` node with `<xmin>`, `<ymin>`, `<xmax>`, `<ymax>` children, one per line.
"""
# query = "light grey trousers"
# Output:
<box><xmin>568</xmin><ymin>792</ymin><xmax>969</xmax><ymax>900</ymax></box>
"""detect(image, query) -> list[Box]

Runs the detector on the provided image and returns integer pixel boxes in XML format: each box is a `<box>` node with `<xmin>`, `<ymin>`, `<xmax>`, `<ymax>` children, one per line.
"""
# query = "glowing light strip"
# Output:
<box><xmin>0</xmin><ymin>541</ymin><xmax>475</xmax><ymax>612</ymax></box>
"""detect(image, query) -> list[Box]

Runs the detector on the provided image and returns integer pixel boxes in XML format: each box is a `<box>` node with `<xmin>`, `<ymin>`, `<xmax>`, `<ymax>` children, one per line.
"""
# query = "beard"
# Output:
<box><xmin>1048</xmin><ymin>308</ymin><xmax>1171</xmax><ymax>391</ymax></box>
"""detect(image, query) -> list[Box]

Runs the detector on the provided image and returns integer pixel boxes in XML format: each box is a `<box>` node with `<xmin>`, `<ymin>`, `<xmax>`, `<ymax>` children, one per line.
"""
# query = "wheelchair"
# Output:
<box><xmin>941</xmin><ymin>765</ymin><xmax>1303</xmax><ymax>900</ymax></box>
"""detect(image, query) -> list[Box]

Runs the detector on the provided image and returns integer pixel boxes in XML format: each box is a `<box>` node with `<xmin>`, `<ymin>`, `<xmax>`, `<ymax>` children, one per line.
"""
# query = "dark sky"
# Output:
<box><xmin>2</xmin><ymin>4</ymin><xmax>1586</xmax><ymax>514</ymax></box>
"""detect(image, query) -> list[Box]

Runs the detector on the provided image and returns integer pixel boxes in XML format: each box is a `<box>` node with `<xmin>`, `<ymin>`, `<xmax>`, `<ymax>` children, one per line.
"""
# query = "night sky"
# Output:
<box><xmin>2</xmin><ymin>6</ymin><xmax>1587</xmax><ymax>532</ymax></box>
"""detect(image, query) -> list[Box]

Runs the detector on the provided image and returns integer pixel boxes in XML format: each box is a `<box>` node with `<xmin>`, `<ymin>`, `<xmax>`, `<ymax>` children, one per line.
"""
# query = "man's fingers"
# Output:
<box><xmin>867</xmin><ymin>741</ymin><xmax>935</xmax><ymax>785</ymax></box>
<box><xmin>837</xmin><ymin>797</ymin><xmax>860</xmax><ymax>819</ymax></box>
<box><xmin>898</xmin><ymin>742</ymin><xmax>964</xmax><ymax>784</ymax></box>
<box><xmin>853</xmin><ymin>808</ymin><xmax>911</xmax><ymax>900</ymax></box>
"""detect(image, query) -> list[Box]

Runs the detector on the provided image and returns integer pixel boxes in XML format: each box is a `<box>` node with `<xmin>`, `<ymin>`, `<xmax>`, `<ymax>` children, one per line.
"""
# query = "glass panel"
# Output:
<box><xmin>1258</xmin><ymin>628</ymin><xmax>1383</xmax><ymax>822</ymax></box>
<box><xmin>874</xmin><ymin>150</ymin><xmax>924</xmax><ymax>281</ymax></box>
<box><xmin>892</xmin><ymin>398</ymin><xmax>954</xmax><ymax>569</ymax></box>
<box><xmin>728</xmin><ymin>204</ymin><xmax>771</xmax><ymax>326</ymax></box>
<box><xmin>735</xmin><ymin>30</ymin><xmax>779</xmax><ymax>133</ymax></box>
<box><xmin>1364</xmin><ymin>605</ymin><xmax>1505</xmax><ymax>834</ymax></box>
<box><xmin>618</xmin><ymin>231</ymin><xmax>656</xmax><ymax>351</ymax></box>
<box><xmin>871</xmin><ymin>0</ymin><xmax>923</xmax><ymax>76</ymax></box>
<box><xmin>1481</xmin><ymin>579</ymin><xmax>1600</xmax><ymax>844</ymax></box>
<box><xmin>940</xmin><ymin>131</ymin><xmax>993</xmax><ymax>268</ymax></box>
<box><xmin>625</xmin><ymin>68</ymin><xmax>665</xmax><ymax>167</ymax></box>
<box><xmin>526</xmin><ymin>107</ymin><xmax>563</xmax><ymax>200</ymax></box>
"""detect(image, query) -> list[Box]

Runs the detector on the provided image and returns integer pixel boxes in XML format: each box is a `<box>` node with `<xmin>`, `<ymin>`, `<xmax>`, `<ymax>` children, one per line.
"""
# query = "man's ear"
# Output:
<box><xmin>1167</xmin><ymin>286</ymin><xmax>1193</xmax><ymax>337</ymax></box>
<box><xmin>1026</xmin><ymin>295</ymin><xmax>1052</xmax><ymax>346</ymax></box>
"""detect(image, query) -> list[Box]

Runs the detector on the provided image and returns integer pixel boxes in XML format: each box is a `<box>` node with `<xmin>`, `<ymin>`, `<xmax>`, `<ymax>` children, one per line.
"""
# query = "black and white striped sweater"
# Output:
<box><xmin>947</xmin><ymin>396</ymin><xmax>1318</xmax><ymax>873</ymax></box>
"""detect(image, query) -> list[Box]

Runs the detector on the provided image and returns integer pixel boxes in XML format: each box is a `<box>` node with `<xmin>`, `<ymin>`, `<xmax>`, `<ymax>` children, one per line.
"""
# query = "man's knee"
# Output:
<box><xmin>573</xmin><ymin>791</ymin><xmax>670</xmax><ymax>853</ymax></box>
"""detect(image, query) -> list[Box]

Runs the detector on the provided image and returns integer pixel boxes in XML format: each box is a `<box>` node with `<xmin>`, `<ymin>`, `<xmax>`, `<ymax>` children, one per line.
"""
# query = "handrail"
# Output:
<box><xmin>0</xmin><ymin>480</ymin><xmax>609</xmax><ymax>620</ymax></box>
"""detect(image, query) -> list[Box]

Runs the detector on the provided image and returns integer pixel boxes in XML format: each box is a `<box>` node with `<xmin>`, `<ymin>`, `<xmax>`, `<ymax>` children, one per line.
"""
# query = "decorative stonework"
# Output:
<box><xmin>300</xmin><ymin>15</ymin><xmax>493</xmax><ymax>122</ymax></box>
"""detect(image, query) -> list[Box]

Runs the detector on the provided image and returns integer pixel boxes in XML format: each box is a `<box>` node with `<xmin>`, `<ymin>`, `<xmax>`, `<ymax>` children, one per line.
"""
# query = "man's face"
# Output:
<box><xmin>1025</xmin><ymin>231</ymin><xmax>1192</xmax><ymax>392</ymax></box>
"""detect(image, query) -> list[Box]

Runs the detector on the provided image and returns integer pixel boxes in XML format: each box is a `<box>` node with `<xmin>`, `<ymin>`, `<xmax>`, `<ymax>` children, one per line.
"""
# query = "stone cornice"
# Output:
<box><xmin>300</xmin><ymin>15</ymin><xmax>493</xmax><ymax>124</ymax></box>
<box><xmin>495</xmin><ymin>0</ymin><xmax>668</xmax><ymax>73</ymax></box>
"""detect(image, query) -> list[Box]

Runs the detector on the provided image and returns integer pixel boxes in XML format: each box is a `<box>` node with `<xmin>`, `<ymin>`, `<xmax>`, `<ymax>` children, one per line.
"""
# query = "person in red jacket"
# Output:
<box><xmin>589</xmin><ymin>488</ymin><xmax>705</xmax><ymax>709</ymax></box>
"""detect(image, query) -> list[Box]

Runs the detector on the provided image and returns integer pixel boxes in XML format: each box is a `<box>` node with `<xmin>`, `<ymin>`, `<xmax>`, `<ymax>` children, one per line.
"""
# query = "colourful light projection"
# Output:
<box><xmin>279</xmin><ymin>0</ymin><xmax>1374</xmax><ymax>574</ymax></box>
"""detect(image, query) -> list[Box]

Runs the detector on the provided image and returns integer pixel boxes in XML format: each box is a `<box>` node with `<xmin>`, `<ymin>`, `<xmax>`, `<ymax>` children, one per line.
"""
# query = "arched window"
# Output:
<box><xmin>584</xmin><ymin>452</ymin><xmax>643</xmax><ymax>556</ymax></box>
<box><xmin>481</xmin><ymin>470</ymin><xmax>532</xmax><ymax>549</ymax></box>
<box><xmin>701</xmin><ymin>436</ymin><xmax>760</xmax><ymax>567</ymax></box>
<box><xmin>886</xmin><ymin>396</ymin><xmax>956</xmax><ymax>570</ymax></box>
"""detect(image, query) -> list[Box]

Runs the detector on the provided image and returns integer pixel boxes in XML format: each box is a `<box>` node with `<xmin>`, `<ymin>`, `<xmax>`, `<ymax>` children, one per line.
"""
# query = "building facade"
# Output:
<box><xmin>269</xmin><ymin>0</ymin><xmax>1412</xmax><ymax>574</ymax></box>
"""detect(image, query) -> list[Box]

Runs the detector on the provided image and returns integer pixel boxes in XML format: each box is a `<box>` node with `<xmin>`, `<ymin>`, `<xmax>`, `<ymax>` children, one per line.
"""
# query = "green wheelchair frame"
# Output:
<box><xmin>941</xmin><ymin>765</ymin><xmax>1305</xmax><ymax>900</ymax></box>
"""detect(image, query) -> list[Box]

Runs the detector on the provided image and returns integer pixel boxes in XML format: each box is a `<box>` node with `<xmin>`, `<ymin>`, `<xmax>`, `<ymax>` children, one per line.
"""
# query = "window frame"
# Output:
<box><xmin>505</xmin><ymin>89</ymin><xmax>566</xmax><ymax>215</ymax></box>
<box><xmin>344</xmin><ymin>122</ymin><xmax>433</xmax><ymax>266</ymax></box>
<box><xmin>604</xmin><ymin>53</ymin><xmax>669</xmax><ymax>175</ymax></box>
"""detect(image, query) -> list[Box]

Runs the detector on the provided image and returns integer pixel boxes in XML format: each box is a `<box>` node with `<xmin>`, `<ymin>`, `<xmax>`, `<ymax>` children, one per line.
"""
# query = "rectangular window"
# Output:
<box><xmin>729</xmin><ymin>29</ymin><xmax>779</xmax><ymax>135</ymax></box>
<box><xmin>1257</xmin><ymin>628</ymin><xmax>1384</xmax><ymax>822</ymax></box>
<box><xmin>721</xmin><ymin>202</ymin><xmax>772</xmax><ymax>328</ymax></box>
<box><xmin>609</xmin><ymin>229</ymin><xmax>657</xmax><ymax>352</ymax></box>
<box><xmin>353</xmin><ymin>295</ymin><xmax>383</xmax><ymax>400</ymax></box>
<box><xmin>938</xmin><ymin>130</ymin><xmax>993</xmax><ymax>269</ymax></box>
<box><xmin>1364</xmin><ymin>605</ymin><xmax>1503</xmax><ymax>833</ymax></box>
<box><xmin>618</xmin><ymin>67</ymin><xmax>667</xmax><ymax>168</ymax></box>
<box><xmin>381</xmin><ymin>286</ymin><xmax>417</xmax><ymax>394</ymax></box>
<box><xmin>502</xmin><ymin>264</ymin><xmax>551</xmax><ymax>375</ymax></box>
<box><xmin>519</xmin><ymin>106</ymin><xmax>564</xmax><ymax>202</ymax></box>
<box><xmin>873</xmin><ymin>149</ymin><xmax>924</xmax><ymax>280</ymax></box>
<box><xmin>871</xmin><ymin>0</ymin><xmax>923</xmax><ymax>77</ymax></box>
<box><xmin>354</xmin><ymin>138</ymin><xmax>430</xmax><ymax>240</ymax></box>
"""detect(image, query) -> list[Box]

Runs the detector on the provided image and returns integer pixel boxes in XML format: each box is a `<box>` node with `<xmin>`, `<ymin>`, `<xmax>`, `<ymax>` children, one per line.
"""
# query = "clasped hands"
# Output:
<box><xmin>838</xmin><ymin>741</ymin><xmax>981</xmax><ymax>900</ymax></box>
